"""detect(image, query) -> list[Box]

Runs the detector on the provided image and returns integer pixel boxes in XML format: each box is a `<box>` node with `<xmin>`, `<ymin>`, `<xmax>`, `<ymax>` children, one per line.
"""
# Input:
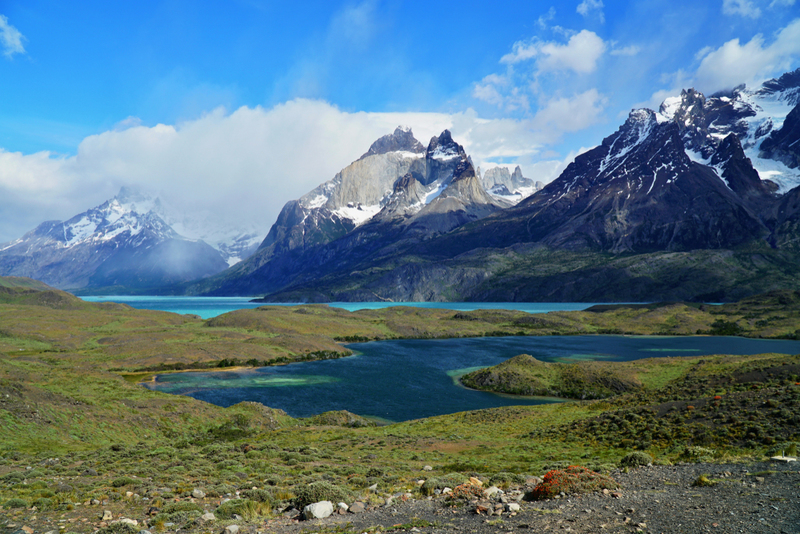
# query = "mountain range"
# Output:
<box><xmin>0</xmin><ymin>187</ymin><xmax>260</xmax><ymax>292</ymax></box>
<box><xmin>190</xmin><ymin>68</ymin><xmax>800</xmax><ymax>302</ymax></box>
<box><xmin>3</xmin><ymin>68</ymin><xmax>800</xmax><ymax>301</ymax></box>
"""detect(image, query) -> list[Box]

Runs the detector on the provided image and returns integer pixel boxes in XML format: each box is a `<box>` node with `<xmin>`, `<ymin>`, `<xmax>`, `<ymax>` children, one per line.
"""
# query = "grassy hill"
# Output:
<box><xmin>1</xmin><ymin>278</ymin><xmax>799</xmax><ymax>532</ymax></box>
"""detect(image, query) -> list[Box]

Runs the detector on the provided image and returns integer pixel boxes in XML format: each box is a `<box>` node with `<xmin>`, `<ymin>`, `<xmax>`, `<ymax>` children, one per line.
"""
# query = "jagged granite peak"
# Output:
<box><xmin>759</xmin><ymin>102</ymin><xmax>800</xmax><ymax>169</ymax></box>
<box><xmin>373</xmin><ymin>173</ymin><xmax>425</xmax><ymax>222</ymax></box>
<box><xmin>406</xmin><ymin>159</ymin><xmax>508</xmax><ymax>235</ymax></box>
<box><xmin>358</xmin><ymin>126</ymin><xmax>425</xmax><ymax>160</ymax></box>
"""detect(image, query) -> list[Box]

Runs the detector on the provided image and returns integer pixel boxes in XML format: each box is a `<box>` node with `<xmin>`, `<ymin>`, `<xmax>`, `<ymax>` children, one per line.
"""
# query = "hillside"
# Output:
<box><xmin>1</xmin><ymin>287</ymin><xmax>799</xmax><ymax>532</ymax></box>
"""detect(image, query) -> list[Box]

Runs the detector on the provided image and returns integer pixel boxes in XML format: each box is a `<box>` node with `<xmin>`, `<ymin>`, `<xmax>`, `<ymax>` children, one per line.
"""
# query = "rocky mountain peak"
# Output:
<box><xmin>759</xmin><ymin>102</ymin><xmax>800</xmax><ymax>169</ymax></box>
<box><xmin>756</xmin><ymin>68</ymin><xmax>800</xmax><ymax>104</ymax></box>
<box><xmin>359</xmin><ymin>126</ymin><xmax>425</xmax><ymax>160</ymax></box>
<box><xmin>426</xmin><ymin>130</ymin><xmax>464</xmax><ymax>160</ymax></box>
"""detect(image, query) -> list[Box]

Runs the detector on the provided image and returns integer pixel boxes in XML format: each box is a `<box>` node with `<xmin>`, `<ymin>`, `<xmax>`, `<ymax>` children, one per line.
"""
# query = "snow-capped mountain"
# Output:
<box><xmin>659</xmin><ymin>69</ymin><xmax>800</xmax><ymax>192</ymax></box>
<box><xmin>206</xmin><ymin>68</ymin><xmax>800</xmax><ymax>302</ymax></box>
<box><xmin>0</xmin><ymin>188</ymin><xmax>228</xmax><ymax>291</ymax></box>
<box><xmin>247</xmin><ymin>127</ymin><xmax>506</xmax><ymax>264</ymax></box>
<box><xmin>191</xmin><ymin>127</ymin><xmax>513</xmax><ymax>295</ymax></box>
<box><xmin>479</xmin><ymin>165</ymin><xmax>542</xmax><ymax>200</ymax></box>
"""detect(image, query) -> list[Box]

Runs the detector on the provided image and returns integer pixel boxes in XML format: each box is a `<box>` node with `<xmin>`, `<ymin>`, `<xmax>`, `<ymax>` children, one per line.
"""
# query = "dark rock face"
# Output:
<box><xmin>760</xmin><ymin>103</ymin><xmax>800</xmax><ymax>169</ymax></box>
<box><xmin>509</xmin><ymin>110</ymin><xmax>767</xmax><ymax>253</ymax></box>
<box><xmin>710</xmin><ymin>133</ymin><xmax>778</xmax><ymax>200</ymax></box>
<box><xmin>359</xmin><ymin>126</ymin><xmax>425</xmax><ymax>160</ymax></box>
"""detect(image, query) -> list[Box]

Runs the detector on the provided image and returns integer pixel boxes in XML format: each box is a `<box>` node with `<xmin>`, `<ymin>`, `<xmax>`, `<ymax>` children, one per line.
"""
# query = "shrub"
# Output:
<box><xmin>241</xmin><ymin>488</ymin><xmax>273</xmax><ymax>504</ymax></box>
<box><xmin>692</xmin><ymin>474</ymin><xmax>718</xmax><ymax>487</ymax></box>
<box><xmin>489</xmin><ymin>472</ymin><xmax>527</xmax><ymax>488</ymax></box>
<box><xmin>1</xmin><ymin>472</ymin><xmax>24</xmax><ymax>484</ymax></box>
<box><xmin>32</xmin><ymin>497</ymin><xmax>53</xmax><ymax>510</ymax></box>
<box><xmin>160</xmin><ymin>502</ymin><xmax>202</xmax><ymax>514</ymax></box>
<box><xmin>524</xmin><ymin>466</ymin><xmax>618</xmax><ymax>500</ymax></box>
<box><xmin>215</xmin><ymin>498</ymin><xmax>255</xmax><ymax>519</ymax></box>
<box><xmin>449</xmin><ymin>483</ymin><xmax>485</xmax><ymax>500</ymax></box>
<box><xmin>4</xmin><ymin>497</ymin><xmax>27</xmax><ymax>508</ymax></box>
<box><xmin>421</xmin><ymin>473</ymin><xmax>468</xmax><ymax>496</ymax></box>
<box><xmin>679</xmin><ymin>446</ymin><xmax>715</xmax><ymax>463</ymax></box>
<box><xmin>110</xmin><ymin>477</ymin><xmax>136</xmax><ymax>488</ymax></box>
<box><xmin>292</xmin><ymin>481</ymin><xmax>353</xmax><ymax>509</ymax></box>
<box><xmin>619</xmin><ymin>452</ymin><xmax>653</xmax><ymax>468</ymax></box>
<box><xmin>95</xmin><ymin>523</ymin><xmax>139</xmax><ymax>534</ymax></box>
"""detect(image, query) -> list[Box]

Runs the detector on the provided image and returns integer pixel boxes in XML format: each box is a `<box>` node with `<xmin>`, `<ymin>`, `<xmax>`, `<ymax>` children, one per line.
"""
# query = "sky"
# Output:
<box><xmin>1</xmin><ymin>0</ymin><xmax>799</xmax><ymax>243</ymax></box>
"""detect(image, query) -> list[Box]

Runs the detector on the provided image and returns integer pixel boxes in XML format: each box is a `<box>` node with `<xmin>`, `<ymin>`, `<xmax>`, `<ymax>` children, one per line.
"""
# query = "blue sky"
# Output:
<box><xmin>1</xmin><ymin>0</ymin><xmax>799</xmax><ymax>243</ymax></box>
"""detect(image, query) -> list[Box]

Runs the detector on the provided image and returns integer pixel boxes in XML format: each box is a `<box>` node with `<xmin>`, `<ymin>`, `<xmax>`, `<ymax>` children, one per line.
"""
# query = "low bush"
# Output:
<box><xmin>421</xmin><ymin>473</ymin><xmax>468</xmax><ymax>496</ymax></box>
<box><xmin>94</xmin><ymin>524</ymin><xmax>138</xmax><ymax>534</ymax></box>
<box><xmin>489</xmin><ymin>472</ymin><xmax>527</xmax><ymax>488</ymax></box>
<box><xmin>110</xmin><ymin>477</ymin><xmax>136</xmax><ymax>488</ymax></box>
<box><xmin>524</xmin><ymin>466</ymin><xmax>618</xmax><ymax>500</ymax></box>
<box><xmin>449</xmin><ymin>483</ymin><xmax>485</xmax><ymax>500</ymax></box>
<box><xmin>619</xmin><ymin>451</ymin><xmax>653</xmax><ymax>468</ymax></box>
<box><xmin>4</xmin><ymin>497</ymin><xmax>27</xmax><ymax>508</ymax></box>
<box><xmin>292</xmin><ymin>481</ymin><xmax>353</xmax><ymax>509</ymax></box>
<box><xmin>241</xmin><ymin>488</ymin><xmax>273</xmax><ymax>504</ymax></box>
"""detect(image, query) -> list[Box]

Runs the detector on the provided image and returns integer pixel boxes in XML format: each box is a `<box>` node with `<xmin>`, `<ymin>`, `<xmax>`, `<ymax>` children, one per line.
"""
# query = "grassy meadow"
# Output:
<box><xmin>1</xmin><ymin>278</ymin><xmax>799</xmax><ymax>530</ymax></box>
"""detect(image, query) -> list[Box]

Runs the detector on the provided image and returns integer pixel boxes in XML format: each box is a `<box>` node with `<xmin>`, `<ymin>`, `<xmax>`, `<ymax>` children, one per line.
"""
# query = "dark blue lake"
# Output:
<box><xmin>145</xmin><ymin>335</ymin><xmax>800</xmax><ymax>422</ymax></box>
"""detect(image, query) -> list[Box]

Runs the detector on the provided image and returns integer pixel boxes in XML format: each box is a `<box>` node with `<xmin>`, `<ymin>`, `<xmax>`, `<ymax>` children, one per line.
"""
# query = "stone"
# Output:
<box><xmin>469</xmin><ymin>477</ymin><xmax>483</xmax><ymax>487</ymax></box>
<box><xmin>223</xmin><ymin>525</ymin><xmax>239</xmax><ymax>534</ymax></box>
<box><xmin>303</xmin><ymin>500</ymin><xmax>334</xmax><ymax>520</ymax></box>
<box><xmin>483</xmin><ymin>486</ymin><xmax>501</xmax><ymax>498</ymax></box>
<box><xmin>367</xmin><ymin>483</ymin><xmax>379</xmax><ymax>493</ymax></box>
<box><xmin>21</xmin><ymin>527</ymin><xmax>34</xmax><ymax>534</ymax></box>
<box><xmin>115</xmin><ymin>519</ymin><xmax>138</xmax><ymax>527</ymax></box>
<box><xmin>349</xmin><ymin>501</ymin><xmax>366</xmax><ymax>514</ymax></box>
<box><xmin>138</xmin><ymin>531</ymin><xmax>152</xmax><ymax>534</ymax></box>
<box><xmin>336</xmin><ymin>502</ymin><xmax>348</xmax><ymax>515</ymax></box>
<box><xmin>507</xmin><ymin>503</ymin><xmax>521</xmax><ymax>513</ymax></box>
<box><xmin>101</xmin><ymin>511</ymin><xmax>113</xmax><ymax>521</ymax></box>
<box><xmin>192</xmin><ymin>489</ymin><xmax>206</xmax><ymax>499</ymax></box>
<box><xmin>200</xmin><ymin>513</ymin><xmax>216</xmax><ymax>522</ymax></box>
<box><xmin>442</xmin><ymin>487</ymin><xmax>452</xmax><ymax>494</ymax></box>
<box><xmin>423</xmin><ymin>465</ymin><xmax>433</xmax><ymax>471</ymax></box>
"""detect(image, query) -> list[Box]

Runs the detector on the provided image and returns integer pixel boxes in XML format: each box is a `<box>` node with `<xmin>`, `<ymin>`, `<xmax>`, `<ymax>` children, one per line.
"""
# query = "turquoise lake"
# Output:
<box><xmin>144</xmin><ymin>335</ymin><xmax>800</xmax><ymax>423</ymax></box>
<box><xmin>80</xmin><ymin>295</ymin><xmax>607</xmax><ymax>319</ymax></box>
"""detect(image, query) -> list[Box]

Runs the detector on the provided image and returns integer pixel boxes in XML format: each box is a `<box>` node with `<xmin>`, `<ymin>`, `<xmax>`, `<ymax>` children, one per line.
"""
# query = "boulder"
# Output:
<box><xmin>302</xmin><ymin>501</ymin><xmax>334</xmax><ymax>520</ymax></box>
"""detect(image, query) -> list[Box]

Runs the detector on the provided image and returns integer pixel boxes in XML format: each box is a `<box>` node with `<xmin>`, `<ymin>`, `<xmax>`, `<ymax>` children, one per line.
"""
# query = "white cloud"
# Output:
<box><xmin>694</xmin><ymin>18</ymin><xmax>800</xmax><ymax>92</ymax></box>
<box><xmin>722</xmin><ymin>0</ymin><xmax>762</xmax><ymax>18</ymax></box>
<box><xmin>503</xmin><ymin>30</ymin><xmax>606</xmax><ymax>74</ymax></box>
<box><xmin>0</xmin><ymin>14</ymin><xmax>25</xmax><ymax>58</ymax></box>
<box><xmin>576</xmin><ymin>0</ymin><xmax>605</xmax><ymax>23</ymax></box>
<box><xmin>537</xmin><ymin>7</ymin><xmax>556</xmax><ymax>29</ymax></box>
<box><xmin>531</xmin><ymin>89</ymin><xmax>607</xmax><ymax>135</ymax></box>
<box><xmin>610</xmin><ymin>45</ymin><xmax>640</xmax><ymax>56</ymax></box>
<box><xmin>0</xmin><ymin>100</ymin><xmax>550</xmax><ymax>243</ymax></box>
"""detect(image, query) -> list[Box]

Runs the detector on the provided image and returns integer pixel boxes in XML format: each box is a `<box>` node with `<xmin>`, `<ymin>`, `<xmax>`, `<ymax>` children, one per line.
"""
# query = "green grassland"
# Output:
<box><xmin>1</xmin><ymin>279</ymin><xmax>800</xmax><ymax>529</ymax></box>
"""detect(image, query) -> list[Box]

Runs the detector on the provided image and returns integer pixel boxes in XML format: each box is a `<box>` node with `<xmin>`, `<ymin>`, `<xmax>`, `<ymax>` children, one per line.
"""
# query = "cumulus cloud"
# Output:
<box><xmin>722</xmin><ymin>0</ymin><xmax>762</xmax><ymax>18</ymax></box>
<box><xmin>694</xmin><ymin>18</ymin><xmax>800</xmax><ymax>92</ymax></box>
<box><xmin>531</xmin><ymin>89</ymin><xmax>607</xmax><ymax>135</ymax></box>
<box><xmin>576</xmin><ymin>0</ymin><xmax>605</xmax><ymax>23</ymax></box>
<box><xmin>502</xmin><ymin>30</ymin><xmax>606</xmax><ymax>74</ymax></box>
<box><xmin>0</xmin><ymin>100</ymin><xmax>550</xmax><ymax>243</ymax></box>
<box><xmin>0</xmin><ymin>14</ymin><xmax>25</xmax><ymax>58</ymax></box>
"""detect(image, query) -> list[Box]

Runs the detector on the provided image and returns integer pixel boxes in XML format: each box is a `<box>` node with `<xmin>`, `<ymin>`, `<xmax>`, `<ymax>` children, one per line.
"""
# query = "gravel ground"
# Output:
<box><xmin>2</xmin><ymin>462</ymin><xmax>798</xmax><ymax>534</ymax></box>
<box><xmin>273</xmin><ymin>461</ymin><xmax>800</xmax><ymax>534</ymax></box>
